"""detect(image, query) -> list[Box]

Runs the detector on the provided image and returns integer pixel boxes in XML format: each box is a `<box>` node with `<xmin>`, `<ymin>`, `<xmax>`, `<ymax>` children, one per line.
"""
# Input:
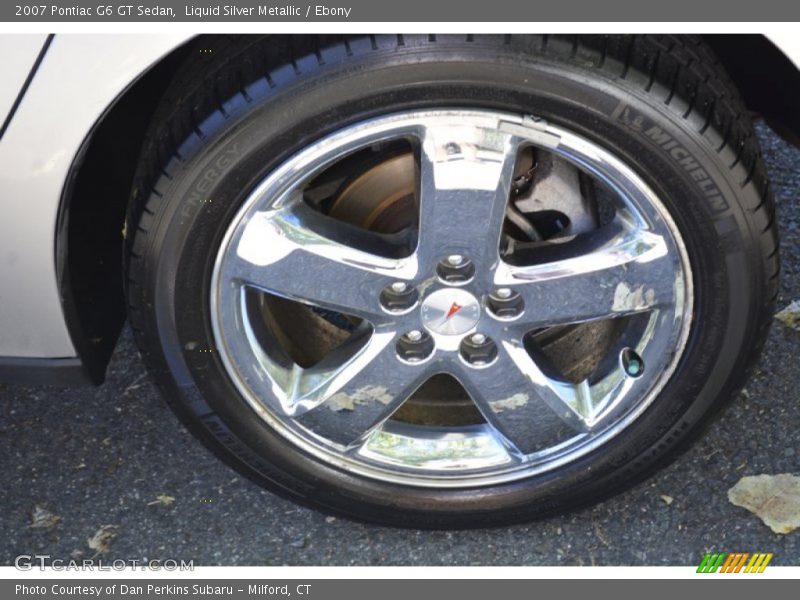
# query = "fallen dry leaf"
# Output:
<box><xmin>728</xmin><ymin>473</ymin><xmax>800</xmax><ymax>534</ymax></box>
<box><xmin>775</xmin><ymin>300</ymin><xmax>800</xmax><ymax>332</ymax></box>
<box><xmin>147</xmin><ymin>494</ymin><xmax>176</xmax><ymax>507</ymax></box>
<box><xmin>660</xmin><ymin>495</ymin><xmax>674</xmax><ymax>505</ymax></box>
<box><xmin>29</xmin><ymin>506</ymin><xmax>60</xmax><ymax>529</ymax></box>
<box><xmin>87</xmin><ymin>525</ymin><xmax>117</xmax><ymax>555</ymax></box>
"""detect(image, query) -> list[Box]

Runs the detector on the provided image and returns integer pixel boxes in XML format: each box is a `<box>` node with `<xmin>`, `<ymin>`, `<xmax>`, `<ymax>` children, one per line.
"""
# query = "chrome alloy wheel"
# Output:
<box><xmin>210</xmin><ymin>109</ymin><xmax>693</xmax><ymax>487</ymax></box>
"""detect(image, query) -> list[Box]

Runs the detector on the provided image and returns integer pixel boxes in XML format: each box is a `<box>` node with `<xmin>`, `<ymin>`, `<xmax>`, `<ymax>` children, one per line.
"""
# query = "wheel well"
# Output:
<box><xmin>58</xmin><ymin>34</ymin><xmax>799</xmax><ymax>383</ymax></box>
<box><xmin>702</xmin><ymin>35</ymin><xmax>800</xmax><ymax>145</ymax></box>
<box><xmin>56</xmin><ymin>38</ymin><xmax>194</xmax><ymax>383</ymax></box>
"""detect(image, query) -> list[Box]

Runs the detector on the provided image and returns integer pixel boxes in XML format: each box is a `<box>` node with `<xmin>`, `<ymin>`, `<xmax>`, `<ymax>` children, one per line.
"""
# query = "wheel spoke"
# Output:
<box><xmin>293</xmin><ymin>328</ymin><xmax>433</xmax><ymax>446</ymax></box>
<box><xmin>415</xmin><ymin>117</ymin><xmax>521</xmax><ymax>274</ymax></box>
<box><xmin>496</xmin><ymin>224</ymin><xmax>681</xmax><ymax>330</ymax></box>
<box><xmin>455</xmin><ymin>341</ymin><xmax>588</xmax><ymax>455</ymax></box>
<box><xmin>219</xmin><ymin>204</ymin><xmax>415</xmax><ymax>324</ymax></box>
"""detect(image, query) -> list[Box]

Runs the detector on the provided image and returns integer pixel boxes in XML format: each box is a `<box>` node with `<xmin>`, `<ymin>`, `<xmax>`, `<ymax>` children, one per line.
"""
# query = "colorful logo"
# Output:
<box><xmin>697</xmin><ymin>552</ymin><xmax>773</xmax><ymax>573</ymax></box>
<box><xmin>444</xmin><ymin>302</ymin><xmax>464</xmax><ymax>321</ymax></box>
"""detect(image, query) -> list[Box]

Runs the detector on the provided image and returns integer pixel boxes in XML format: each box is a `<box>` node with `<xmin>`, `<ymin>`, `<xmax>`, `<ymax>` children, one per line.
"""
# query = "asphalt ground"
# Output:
<box><xmin>1</xmin><ymin>122</ymin><xmax>798</xmax><ymax>566</ymax></box>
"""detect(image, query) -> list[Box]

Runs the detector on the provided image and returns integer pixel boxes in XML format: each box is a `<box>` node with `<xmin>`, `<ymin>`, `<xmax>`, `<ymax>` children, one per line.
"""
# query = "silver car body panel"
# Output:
<box><xmin>0</xmin><ymin>33</ymin><xmax>796</xmax><ymax>360</ymax></box>
<box><xmin>0</xmin><ymin>34</ymin><xmax>49</xmax><ymax>127</ymax></box>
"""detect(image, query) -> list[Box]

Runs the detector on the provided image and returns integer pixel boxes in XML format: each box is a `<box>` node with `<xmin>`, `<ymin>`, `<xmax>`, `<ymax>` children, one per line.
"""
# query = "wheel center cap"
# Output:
<box><xmin>421</xmin><ymin>288</ymin><xmax>481</xmax><ymax>336</ymax></box>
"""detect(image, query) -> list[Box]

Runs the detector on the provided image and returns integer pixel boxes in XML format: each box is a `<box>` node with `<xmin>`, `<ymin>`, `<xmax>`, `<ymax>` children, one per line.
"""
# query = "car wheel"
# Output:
<box><xmin>125</xmin><ymin>35</ymin><xmax>778</xmax><ymax>527</ymax></box>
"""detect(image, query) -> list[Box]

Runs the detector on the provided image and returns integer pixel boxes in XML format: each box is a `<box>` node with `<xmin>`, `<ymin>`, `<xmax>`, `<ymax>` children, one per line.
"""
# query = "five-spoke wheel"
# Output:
<box><xmin>210</xmin><ymin>110</ymin><xmax>691</xmax><ymax>483</ymax></box>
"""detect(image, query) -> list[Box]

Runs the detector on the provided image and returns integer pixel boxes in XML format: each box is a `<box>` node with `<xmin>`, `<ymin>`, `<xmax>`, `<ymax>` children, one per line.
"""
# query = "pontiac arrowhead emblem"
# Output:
<box><xmin>444</xmin><ymin>302</ymin><xmax>463</xmax><ymax>321</ymax></box>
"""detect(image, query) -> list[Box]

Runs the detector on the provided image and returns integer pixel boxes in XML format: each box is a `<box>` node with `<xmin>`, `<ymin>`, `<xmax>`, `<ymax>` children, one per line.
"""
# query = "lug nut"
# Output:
<box><xmin>487</xmin><ymin>288</ymin><xmax>524</xmax><ymax>320</ymax></box>
<box><xmin>459</xmin><ymin>333</ymin><xmax>498</xmax><ymax>367</ymax></box>
<box><xmin>380</xmin><ymin>281</ymin><xmax>419</xmax><ymax>313</ymax></box>
<box><xmin>470</xmin><ymin>333</ymin><xmax>487</xmax><ymax>345</ymax></box>
<box><xmin>437</xmin><ymin>255</ymin><xmax>475</xmax><ymax>284</ymax></box>
<box><xmin>397</xmin><ymin>330</ymin><xmax>435</xmax><ymax>363</ymax></box>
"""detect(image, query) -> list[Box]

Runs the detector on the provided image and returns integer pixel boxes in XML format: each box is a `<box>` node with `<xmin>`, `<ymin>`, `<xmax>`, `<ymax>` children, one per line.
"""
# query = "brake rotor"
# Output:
<box><xmin>328</xmin><ymin>153</ymin><xmax>416</xmax><ymax>233</ymax></box>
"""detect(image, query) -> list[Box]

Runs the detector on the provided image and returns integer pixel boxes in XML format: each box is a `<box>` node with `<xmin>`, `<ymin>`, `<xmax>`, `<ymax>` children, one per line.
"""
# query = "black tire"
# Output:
<box><xmin>125</xmin><ymin>34</ymin><xmax>778</xmax><ymax>528</ymax></box>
